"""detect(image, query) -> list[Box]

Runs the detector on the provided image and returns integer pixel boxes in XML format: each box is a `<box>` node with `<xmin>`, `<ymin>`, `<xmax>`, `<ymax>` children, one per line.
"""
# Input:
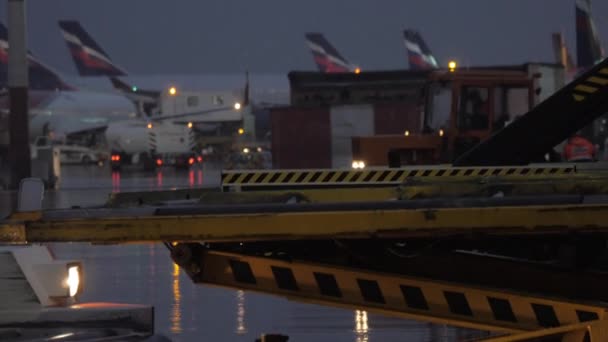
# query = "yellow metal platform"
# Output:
<box><xmin>2</xmin><ymin>201</ymin><xmax>608</xmax><ymax>243</ymax></box>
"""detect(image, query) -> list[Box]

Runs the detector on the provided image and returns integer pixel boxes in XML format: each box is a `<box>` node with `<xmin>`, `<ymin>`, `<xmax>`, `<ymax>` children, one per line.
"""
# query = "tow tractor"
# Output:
<box><xmin>350</xmin><ymin>59</ymin><xmax>607</xmax><ymax>168</ymax></box>
<box><xmin>108</xmin><ymin>119</ymin><xmax>199</xmax><ymax>171</ymax></box>
<box><xmin>343</xmin><ymin>67</ymin><xmax>547</xmax><ymax>168</ymax></box>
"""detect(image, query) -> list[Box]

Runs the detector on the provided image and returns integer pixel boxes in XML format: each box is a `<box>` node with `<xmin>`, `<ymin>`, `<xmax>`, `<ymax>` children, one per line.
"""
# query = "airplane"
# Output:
<box><xmin>58</xmin><ymin>20</ymin><xmax>160</xmax><ymax>118</ymax></box>
<box><xmin>402</xmin><ymin>29</ymin><xmax>439</xmax><ymax>70</ymax></box>
<box><xmin>304</xmin><ymin>33</ymin><xmax>357</xmax><ymax>73</ymax></box>
<box><xmin>58</xmin><ymin>21</ymin><xmax>290</xmax><ymax>108</ymax></box>
<box><xmin>0</xmin><ymin>22</ymin><xmax>135</xmax><ymax>146</ymax></box>
<box><xmin>57</xmin><ymin>20</ymin><xmax>254</xmax><ymax>121</ymax></box>
<box><xmin>57</xmin><ymin>20</ymin><xmax>257</xmax><ymax>166</ymax></box>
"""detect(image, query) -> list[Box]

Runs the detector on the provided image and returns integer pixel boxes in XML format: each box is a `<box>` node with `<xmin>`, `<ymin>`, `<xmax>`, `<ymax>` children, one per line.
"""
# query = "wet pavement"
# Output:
<box><xmin>1</xmin><ymin>163</ymin><xmax>488</xmax><ymax>341</ymax></box>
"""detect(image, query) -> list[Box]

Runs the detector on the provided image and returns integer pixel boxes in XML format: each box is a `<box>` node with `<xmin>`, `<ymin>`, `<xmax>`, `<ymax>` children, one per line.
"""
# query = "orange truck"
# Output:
<box><xmin>351</xmin><ymin>69</ymin><xmax>537</xmax><ymax>167</ymax></box>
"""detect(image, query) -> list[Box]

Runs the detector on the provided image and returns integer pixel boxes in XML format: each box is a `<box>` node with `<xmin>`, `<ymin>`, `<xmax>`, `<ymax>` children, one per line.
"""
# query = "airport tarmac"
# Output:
<box><xmin>1</xmin><ymin>164</ymin><xmax>490</xmax><ymax>341</ymax></box>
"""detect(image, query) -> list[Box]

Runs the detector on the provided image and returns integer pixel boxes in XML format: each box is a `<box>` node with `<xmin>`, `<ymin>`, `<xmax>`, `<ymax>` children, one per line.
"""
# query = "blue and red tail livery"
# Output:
<box><xmin>305</xmin><ymin>33</ymin><xmax>353</xmax><ymax>73</ymax></box>
<box><xmin>576</xmin><ymin>0</ymin><xmax>603</xmax><ymax>70</ymax></box>
<box><xmin>0</xmin><ymin>22</ymin><xmax>71</xmax><ymax>90</ymax></box>
<box><xmin>58</xmin><ymin>20</ymin><xmax>126</xmax><ymax>77</ymax></box>
<box><xmin>403</xmin><ymin>29</ymin><xmax>438</xmax><ymax>71</ymax></box>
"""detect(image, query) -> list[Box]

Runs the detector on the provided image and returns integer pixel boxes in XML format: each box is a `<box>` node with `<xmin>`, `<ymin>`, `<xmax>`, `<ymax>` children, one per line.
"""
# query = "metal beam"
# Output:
<box><xmin>106</xmin><ymin>188</ymin><xmax>398</xmax><ymax>208</ymax></box>
<box><xmin>398</xmin><ymin>178</ymin><xmax>608</xmax><ymax>199</ymax></box>
<box><xmin>3</xmin><ymin>201</ymin><xmax>608</xmax><ymax>243</ymax></box>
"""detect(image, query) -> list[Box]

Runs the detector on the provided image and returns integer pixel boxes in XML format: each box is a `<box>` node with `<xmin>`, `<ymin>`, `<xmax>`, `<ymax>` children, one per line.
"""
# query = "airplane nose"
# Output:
<box><xmin>105</xmin><ymin>122</ymin><xmax>124</xmax><ymax>149</ymax></box>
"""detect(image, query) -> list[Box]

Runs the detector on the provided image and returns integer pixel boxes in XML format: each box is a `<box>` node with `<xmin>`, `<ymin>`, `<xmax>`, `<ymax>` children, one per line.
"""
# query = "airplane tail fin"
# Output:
<box><xmin>552</xmin><ymin>32</ymin><xmax>576</xmax><ymax>75</ymax></box>
<box><xmin>0</xmin><ymin>22</ymin><xmax>72</xmax><ymax>90</ymax></box>
<box><xmin>576</xmin><ymin>0</ymin><xmax>603</xmax><ymax>69</ymax></box>
<box><xmin>305</xmin><ymin>33</ymin><xmax>352</xmax><ymax>73</ymax></box>
<box><xmin>58</xmin><ymin>20</ymin><xmax>126</xmax><ymax>77</ymax></box>
<box><xmin>403</xmin><ymin>29</ymin><xmax>439</xmax><ymax>70</ymax></box>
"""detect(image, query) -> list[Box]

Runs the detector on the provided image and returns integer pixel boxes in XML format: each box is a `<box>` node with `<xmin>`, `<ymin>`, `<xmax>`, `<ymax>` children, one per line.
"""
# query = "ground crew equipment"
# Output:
<box><xmin>456</xmin><ymin>57</ymin><xmax>608</xmax><ymax>166</ymax></box>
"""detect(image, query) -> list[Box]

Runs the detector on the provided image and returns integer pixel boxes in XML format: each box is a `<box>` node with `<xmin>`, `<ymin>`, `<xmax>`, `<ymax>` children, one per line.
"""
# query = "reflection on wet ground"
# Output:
<box><xmin>2</xmin><ymin>164</ymin><xmax>489</xmax><ymax>341</ymax></box>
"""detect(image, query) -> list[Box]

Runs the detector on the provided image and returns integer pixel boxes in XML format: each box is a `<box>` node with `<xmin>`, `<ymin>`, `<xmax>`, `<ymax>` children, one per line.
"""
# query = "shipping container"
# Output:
<box><xmin>373</xmin><ymin>102</ymin><xmax>422</xmax><ymax>135</ymax></box>
<box><xmin>270</xmin><ymin>107</ymin><xmax>331</xmax><ymax>169</ymax></box>
<box><xmin>271</xmin><ymin>103</ymin><xmax>425</xmax><ymax>169</ymax></box>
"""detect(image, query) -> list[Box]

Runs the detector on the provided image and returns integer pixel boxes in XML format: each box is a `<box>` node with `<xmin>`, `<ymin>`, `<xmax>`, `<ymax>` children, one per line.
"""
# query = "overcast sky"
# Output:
<box><xmin>1</xmin><ymin>0</ymin><xmax>607</xmax><ymax>75</ymax></box>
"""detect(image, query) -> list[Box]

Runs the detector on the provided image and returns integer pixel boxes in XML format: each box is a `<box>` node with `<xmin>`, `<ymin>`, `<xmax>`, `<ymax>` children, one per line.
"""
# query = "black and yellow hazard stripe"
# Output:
<box><xmin>221</xmin><ymin>166</ymin><xmax>576</xmax><ymax>187</ymax></box>
<box><xmin>186</xmin><ymin>250</ymin><xmax>608</xmax><ymax>334</ymax></box>
<box><xmin>572</xmin><ymin>67</ymin><xmax>608</xmax><ymax>102</ymax></box>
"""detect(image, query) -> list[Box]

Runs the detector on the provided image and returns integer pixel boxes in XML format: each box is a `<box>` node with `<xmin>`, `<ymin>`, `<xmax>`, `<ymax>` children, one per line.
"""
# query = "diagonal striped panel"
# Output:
<box><xmin>587</xmin><ymin>76</ymin><xmax>608</xmax><ymax>86</ymax></box>
<box><xmin>192</xmin><ymin>250</ymin><xmax>608</xmax><ymax>334</ymax></box>
<box><xmin>575</xmin><ymin>84</ymin><xmax>598</xmax><ymax>94</ymax></box>
<box><xmin>221</xmin><ymin>166</ymin><xmax>577</xmax><ymax>187</ymax></box>
<box><xmin>572</xmin><ymin>69</ymin><xmax>608</xmax><ymax>102</ymax></box>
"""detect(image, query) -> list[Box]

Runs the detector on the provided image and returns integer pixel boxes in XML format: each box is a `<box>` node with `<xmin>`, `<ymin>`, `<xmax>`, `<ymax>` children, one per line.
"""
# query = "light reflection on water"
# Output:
<box><xmin>355</xmin><ymin>310</ymin><xmax>369</xmax><ymax>342</ymax></box>
<box><xmin>111</xmin><ymin>171</ymin><xmax>120</xmax><ymax>193</ymax></box>
<box><xmin>187</xmin><ymin>169</ymin><xmax>204</xmax><ymax>187</ymax></box>
<box><xmin>188</xmin><ymin>171</ymin><xmax>194</xmax><ymax>187</ymax></box>
<box><xmin>171</xmin><ymin>263</ymin><xmax>182</xmax><ymax>334</ymax></box>
<box><xmin>157</xmin><ymin>171</ymin><xmax>163</xmax><ymax>188</ymax></box>
<box><xmin>236</xmin><ymin>290</ymin><xmax>247</xmax><ymax>335</ymax></box>
<box><xmin>197</xmin><ymin>169</ymin><xmax>203</xmax><ymax>185</ymax></box>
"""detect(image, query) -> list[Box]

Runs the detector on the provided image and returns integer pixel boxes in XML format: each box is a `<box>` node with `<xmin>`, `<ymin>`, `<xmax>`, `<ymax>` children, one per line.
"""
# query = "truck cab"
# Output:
<box><xmin>438</xmin><ymin>70</ymin><xmax>534</xmax><ymax>161</ymax></box>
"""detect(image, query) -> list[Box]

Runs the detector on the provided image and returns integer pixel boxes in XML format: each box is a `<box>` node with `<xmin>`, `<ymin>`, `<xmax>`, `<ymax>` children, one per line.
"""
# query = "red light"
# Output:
<box><xmin>111</xmin><ymin>155</ymin><xmax>121</xmax><ymax>162</ymax></box>
<box><xmin>188</xmin><ymin>157</ymin><xmax>195</xmax><ymax>165</ymax></box>
<box><xmin>156</xmin><ymin>159</ymin><xmax>163</xmax><ymax>166</ymax></box>
<box><xmin>197</xmin><ymin>156</ymin><xmax>203</xmax><ymax>163</ymax></box>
